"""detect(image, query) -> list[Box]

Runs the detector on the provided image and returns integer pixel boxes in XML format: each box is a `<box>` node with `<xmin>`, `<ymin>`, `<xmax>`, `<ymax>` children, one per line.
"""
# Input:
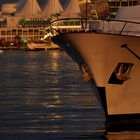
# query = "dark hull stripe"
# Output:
<box><xmin>107</xmin><ymin>114</ymin><xmax>140</xmax><ymax>131</ymax></box>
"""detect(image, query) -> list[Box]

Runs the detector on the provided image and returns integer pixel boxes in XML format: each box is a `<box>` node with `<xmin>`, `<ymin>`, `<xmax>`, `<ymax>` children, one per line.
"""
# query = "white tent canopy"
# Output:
<box><xmin>17</xmin><ymin>0</ymin><xmax>41</xmax><ymax>17</ymax></box>
<box><xmin>61</xmin><ymin>0</ymin><xmax>81</xmax><ymax>18</ymax></box>
<box><xmin>42</xmin><ymin>0</ymin><xmax>63</xmax><ymax>18</ymax></box>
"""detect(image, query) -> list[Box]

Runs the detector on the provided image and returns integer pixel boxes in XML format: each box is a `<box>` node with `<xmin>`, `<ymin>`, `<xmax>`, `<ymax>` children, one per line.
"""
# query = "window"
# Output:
<box><xmin>108</xmin><ymin>62</ymin><xmax>134</xmax><ymax>84</ymax></box>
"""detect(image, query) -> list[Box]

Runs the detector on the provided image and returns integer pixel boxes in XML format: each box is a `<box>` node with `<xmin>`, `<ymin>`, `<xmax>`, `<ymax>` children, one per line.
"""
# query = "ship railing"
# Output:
<box><xmin>41</xmin><ymin>18</ymin><xmax>84</xmax><ymax>41</ymax></box>
<box><xmin>48</xmin><ymin>18</ymin><xmax>140</xmax><ymax>37</ymax></box>
<box><xmin>51</xmin><ymin>18</ymin><xmax>83</xmax><ymax>34</ymax></box>
<box><xmin>98</xmin><ymin>19</ymin><xmax>140</xmax><ymax>36</ymax></box>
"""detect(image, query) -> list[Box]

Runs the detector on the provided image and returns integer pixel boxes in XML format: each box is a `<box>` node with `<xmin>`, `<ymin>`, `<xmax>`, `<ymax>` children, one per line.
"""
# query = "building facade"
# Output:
<box><xmin>79</xmin><ymin>0</ymin><xmax>109</xmax><ymax>19</ymax></box>
<box><xmin>0</xmin><ymin>0</ymin><xmax>139</xmax><ymax>45</ymax></box>
<box><xmin>108</xmin><ymin>0</ymin><xmax>138</xmax><ymax>18</ymax></box>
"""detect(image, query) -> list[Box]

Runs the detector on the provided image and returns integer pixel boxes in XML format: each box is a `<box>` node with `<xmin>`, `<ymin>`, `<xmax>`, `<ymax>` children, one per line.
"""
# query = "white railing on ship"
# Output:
<box><xmin>49</xmin><ymin>18</ymin><xmax>140</xmax><ymax>37</ymax></box>
<box><xmin>99</xmin><ymin>19</ymin><xmax>140</xmax><ymax>36</ymax></box>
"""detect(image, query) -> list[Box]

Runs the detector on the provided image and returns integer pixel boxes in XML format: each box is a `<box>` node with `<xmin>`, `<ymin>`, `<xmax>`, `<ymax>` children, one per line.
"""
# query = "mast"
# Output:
<box><xmin>32</xmin><ymin>0</ymin><xmax>33</xmax><ymax>17</ymax></box>
<box><xmin>85</xmin><ymin>0</ymin><xmax>88</xmax><ymax>30</ymax></box>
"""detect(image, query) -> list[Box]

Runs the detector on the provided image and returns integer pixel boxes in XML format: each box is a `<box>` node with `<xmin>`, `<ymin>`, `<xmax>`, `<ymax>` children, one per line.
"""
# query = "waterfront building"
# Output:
<box><xmin>108</xmin><ymin>0</ymin><xmax>139</xmax><ymax>18</ymax></box>
<box><xmin>78</xmin><ymin>0</ymin><xmax>139</xmax><ymax>19</ymax></box>
<box><xmin>78</xmin><ymin>0</ymin><xmax>109</xmax><ymax>19</ymax></box>
<box><xmin>0</xmin><ymin>0</ymin><xmax>83</xmax><ymax>45</ymax></box>
<box><xmin>0</xmin><ymin>0</ymin><xmax>139</xmax><ymax>46</ymax></box>
<box><xmin>0</xmin><ymin>0</ymin><xmax>50</xmax><ymax>45</ymax></box>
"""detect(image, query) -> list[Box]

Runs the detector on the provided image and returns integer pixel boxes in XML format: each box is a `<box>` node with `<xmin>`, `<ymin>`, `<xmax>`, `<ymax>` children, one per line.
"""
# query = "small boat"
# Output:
<box><xmin>52</xmin><ymin>6</ymin><xmax>140</xmax><ymax>131</ymax></box>
<box><xmin>23</xmin><ymin>39</ymin><xmax>60</xmax><ymax>51</ymax></box>
<box><xmin>25</xmin><ymin>42</ymin><xmax>49</xmax><ymax>51</ymax></box>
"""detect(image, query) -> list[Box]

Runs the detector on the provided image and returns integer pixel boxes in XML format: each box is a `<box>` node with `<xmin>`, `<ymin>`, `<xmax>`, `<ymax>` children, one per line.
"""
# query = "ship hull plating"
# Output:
<box><xmin>52</xmin><ymin>32</ymin><xmax>140</xmax><ymax>119</ymax></box>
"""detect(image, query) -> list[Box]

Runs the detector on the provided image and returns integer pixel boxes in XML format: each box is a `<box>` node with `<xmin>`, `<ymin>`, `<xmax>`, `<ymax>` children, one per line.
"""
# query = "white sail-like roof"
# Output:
<box><xmin>115</xmin><ymin>5</ymin><xmax>140</xmax><ymax>21</ymax></box>
<box><xmin>17</xmin><ymin>0</ymin><xmax>41</xmax><ymax>17</ymax></box>
<box><xmin>43</xmin><ymin>0</ymin><xmax>63</xmax><ymax>18</ymax></box>
<box><xmin>61</xmin><ymin>0</ymin><xmax>81</xmax><ymax>18</ymax></box>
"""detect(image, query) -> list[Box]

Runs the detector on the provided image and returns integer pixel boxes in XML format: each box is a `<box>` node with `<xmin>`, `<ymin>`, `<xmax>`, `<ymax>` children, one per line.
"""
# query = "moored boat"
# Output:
<box><xmin>24</xmin><ymin>40</ymin><xmax>60</xmax><ymax>51</ymax></box>
<box><xmin>52</xmin><ymin>7</ymin><xmax>140</xmax><ymax>130</ymax></box>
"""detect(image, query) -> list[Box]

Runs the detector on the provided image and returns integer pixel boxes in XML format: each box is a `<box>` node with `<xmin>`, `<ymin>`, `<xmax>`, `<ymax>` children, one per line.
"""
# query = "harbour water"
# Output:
<box><xmin>0</xmin><ymin>50</ymin><xmax>139</xmax><ymax>140</ymax></box>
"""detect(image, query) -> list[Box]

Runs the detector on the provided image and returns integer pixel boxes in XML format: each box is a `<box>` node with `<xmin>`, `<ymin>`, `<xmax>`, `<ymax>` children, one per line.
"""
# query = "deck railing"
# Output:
<box><xmin>49</xmin><ymin>18</ymin><xmax>140</xmax><ymax>37</ymax></box>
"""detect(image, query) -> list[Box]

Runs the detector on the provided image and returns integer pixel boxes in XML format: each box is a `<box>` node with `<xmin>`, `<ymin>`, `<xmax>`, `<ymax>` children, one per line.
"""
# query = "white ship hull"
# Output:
<box><xmin>52</xmin><ymin>31</ymin><xmax>140</xmax><ymax>129</ymax></box>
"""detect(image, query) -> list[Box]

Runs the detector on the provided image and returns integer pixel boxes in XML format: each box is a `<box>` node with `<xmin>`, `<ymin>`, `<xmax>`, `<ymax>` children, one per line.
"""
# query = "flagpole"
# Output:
<box><xmin>85</xmin><ymin>0</ymin><xmax>88</xmax><ymax>30</ymax></box>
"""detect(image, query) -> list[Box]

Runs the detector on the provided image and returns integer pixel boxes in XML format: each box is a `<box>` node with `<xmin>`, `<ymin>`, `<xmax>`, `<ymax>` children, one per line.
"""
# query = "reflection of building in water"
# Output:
<box><xmin>108</xmin><ymin>0</ymin><xmax>139</xmax><ymax>18</ymax></box>
<box><xmin>50</xmin><ymin>51</ymin><xmax>60</xmax><ymax>72</ymax></box>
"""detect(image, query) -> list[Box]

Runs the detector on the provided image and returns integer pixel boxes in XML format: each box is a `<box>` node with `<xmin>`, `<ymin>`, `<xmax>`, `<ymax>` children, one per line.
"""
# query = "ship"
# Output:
<box><xmin>52</xmin><ymin>5</ymin><xmax>140</xmax><ymax>131</ymax></box>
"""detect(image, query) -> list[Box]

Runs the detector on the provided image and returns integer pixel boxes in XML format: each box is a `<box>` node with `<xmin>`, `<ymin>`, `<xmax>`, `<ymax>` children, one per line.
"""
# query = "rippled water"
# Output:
<box><xmin>0</xmin><ymin>51</ymin><xmax>139</xmax><ymax>140</ymax></box>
